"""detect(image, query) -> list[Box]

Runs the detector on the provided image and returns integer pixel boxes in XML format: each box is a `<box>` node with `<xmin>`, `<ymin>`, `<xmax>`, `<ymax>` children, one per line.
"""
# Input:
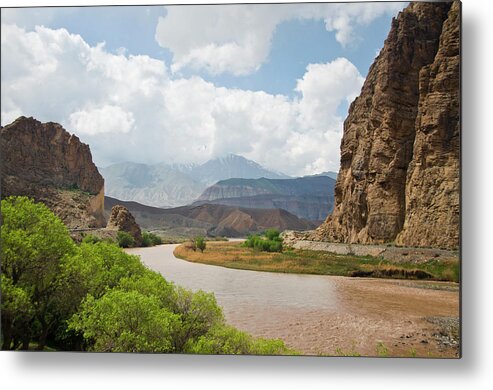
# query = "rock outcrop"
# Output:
<box><xmin>106</xmin><ymin>205</ymin><xmax>143</xmax><ymax>246</ymax></box>
<box><xmin>0</xmin><ymin>116</ymin><xmax>106</xmax><ymax>228</ymax></box>
<box><xmin>315</xmin><ymin>1</ymin><xmax>460</xmax><ymax>249</ymax></box>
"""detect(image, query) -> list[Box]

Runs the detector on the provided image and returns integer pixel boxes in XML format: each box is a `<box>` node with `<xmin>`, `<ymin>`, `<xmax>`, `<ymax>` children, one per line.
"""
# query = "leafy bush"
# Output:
<box><xmin>116</xmin><ymin>231</ymin><xmax>135</xmax><ymax>248</ymax></box>
<box><xmin>186</xmin><ymin>325</ymin><xmax>295</xmax><ymax>355</ymax></box>
<box><xmin>82</xmin><ymin>234</ymin><xmax>101</xmax><ymax>244</ymax></box>
<box><xmin>264</xmin><ymin>228</ymin><xmax>281</xmax><ymax>241</ymax></box>
<box><xmin>141</xmin><ymin>231</ymin><xmax>162</xmax><ymax>247</ymax></box>
<box><xmin>1</xmin><ymin>196</ymin><xmax>76</xmax><ymax>350</ymax></box>
<box><xmin>69</xmin><ymin>290</ymin><xmax>179</xmax><ymax>352</ymax></box>
<box><xmin>242</xmin><ymin>231</ymin><xmax>283</xmax><ymax>253</ymax></box>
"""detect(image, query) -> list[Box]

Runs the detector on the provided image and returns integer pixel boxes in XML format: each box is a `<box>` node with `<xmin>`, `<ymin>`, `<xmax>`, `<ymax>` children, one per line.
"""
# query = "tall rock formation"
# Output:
<box><xmin>106</xmin><ymin>205</ymin><xmax>143</xmax><ymax>246</ymax></box>
<box><xmin>316</xmin><ymin>1</ymin><xmax>460</xmax><ymax>249</ymax></box>
<box><xmin>0</xmin><ymin>116</ymin><xmax>106</xmax><ymax>228</ymax></box>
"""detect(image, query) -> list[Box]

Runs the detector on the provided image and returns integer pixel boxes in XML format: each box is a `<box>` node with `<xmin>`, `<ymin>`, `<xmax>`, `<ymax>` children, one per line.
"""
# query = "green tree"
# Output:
<box><xmin>195</xmin><ymin>236</ymin><xmax>206</xmax><ymax>253</ymax></box>
<box><xmin>0</xmin><ymin>275</ymin><xmax>34</xmax><ymax>350</ymax></box>
<box><xmin>63</xmin><ymin>242</ymin><xmax>146</xmax><ymax>300</ymax></box>
<box><xmin>68</xmin><ymin>290</ymin><xmax>180</xmax><ymax>352</ymax></box>
<box><xmin>1</xmin><ymin>196</ymin><xmax>76</xmax><ymax>350</ymax></box>
<box><xmin>171</xmin><ymin>287</ymin><xmax>222</xmax><ymax>351</ymax></box>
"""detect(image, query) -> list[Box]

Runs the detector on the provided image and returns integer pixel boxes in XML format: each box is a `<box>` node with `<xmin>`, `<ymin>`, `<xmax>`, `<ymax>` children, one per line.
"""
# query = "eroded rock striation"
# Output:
<box><xmin>0</xmin><ymin>116</ymin><xmax>106</xmax><ymax>228</ymax></box>
<box><xmin>315</xmin><ymin>1</ymin><xmax>460</xmax><ymax>249</ymax></box>
<box><xmin>106</xmin><ymin>205</ymin><xmax>143</xmax><ymax>246</ymax></box>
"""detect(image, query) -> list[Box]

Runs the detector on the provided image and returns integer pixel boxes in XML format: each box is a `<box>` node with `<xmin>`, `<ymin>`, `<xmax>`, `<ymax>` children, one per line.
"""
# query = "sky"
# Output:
<box><xmin>1</xmin><ymin>1</ymin><xmax>407</xmax><ymax>176</ymax></box>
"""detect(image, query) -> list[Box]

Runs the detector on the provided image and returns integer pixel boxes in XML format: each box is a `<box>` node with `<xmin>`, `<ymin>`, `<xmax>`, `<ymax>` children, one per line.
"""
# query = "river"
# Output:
<box><xmin>126</xmin><ymin>244</ymin><xmax>459</xmax><ymax>357</ymax></box>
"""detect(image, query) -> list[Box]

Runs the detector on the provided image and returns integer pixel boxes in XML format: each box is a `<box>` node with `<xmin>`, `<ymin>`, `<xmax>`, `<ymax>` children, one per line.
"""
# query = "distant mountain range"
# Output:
<box><xmin>100</xmin><ymin>154</ymin><xmax>289</xmax><ymax>208</ymax></box>
<box><xmin>104</xmin><ymin>196</ymin><xmax>315</xmax><ymax>238</ymax></box>
<box><xmin>195</xmin><ymin>176</ymin><xmax>336</xmax><ymax>221</ymax></box>
<box><xmin>312</xmin><ymin>171</ymin><xmax>338</xmax><ymax>180</ymax></box>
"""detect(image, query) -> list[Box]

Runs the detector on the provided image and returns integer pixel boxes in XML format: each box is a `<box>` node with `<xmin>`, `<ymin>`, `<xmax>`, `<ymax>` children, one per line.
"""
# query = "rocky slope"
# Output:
<box><xmin>105</xmin><ymin>196</ymin><xmax>315</xmax><ymax>238</ymax></box>
<box><xmin>196</xmin><ymin>176</ymin><xmax>335</xmax><ymax>221</ymax></box>
<box><xmin>0</xmin><ymin>116</ymin><xmax>105</xmax><ymax>228</ymax></box>
<box><xmin>315</xmin><ymin>1</ymin><xmax>460</xmax><ymax>249</ymax></box>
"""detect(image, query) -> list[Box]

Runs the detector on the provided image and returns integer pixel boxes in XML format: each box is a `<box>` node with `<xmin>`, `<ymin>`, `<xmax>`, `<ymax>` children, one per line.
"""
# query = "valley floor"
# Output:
<box><xmin>173</xmin><ymin>242</ymin><xmax>460</xmax><ymax>283</ymax></box>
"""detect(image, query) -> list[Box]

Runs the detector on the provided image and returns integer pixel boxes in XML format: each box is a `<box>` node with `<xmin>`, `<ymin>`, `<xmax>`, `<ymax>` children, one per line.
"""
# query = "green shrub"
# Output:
<box><xmin>242</xmin><ymin>232</ymin><xmax>283</xmax><ymax>253</ymax></box>
<box><xmin>186</xmin><ymin>324</ymin><xmax>295</xmax><ymax>355</ymax></box>
<box><xmin>1</xmin><ymin>196</ymin><xmax>76</xmax><ymax>350</ymax></box>
<box><xmin>195</xmin><ymin>236</ymin><xmax>206</xmax><ymax>253</ymax></box>
<box><xmin>82</xmin><ymin>234</ymin><xmax>101</xmax><ymax>244</ymax></box>
<box><xmin>141</xmin><ymin>231</ymin><xmax>162</xmax><ymax>247</ymax></box>
<box><xmin>68</xmin><ymin>290</ymin><xmax>179</xmax><ymax>353</ymax></box>
<box><xmin>117</xmin><ymin>231</ymin><xmax>135</xmax><ymax>248</ymax></box>
<box><xmin>264</xmin><ymin>228</ymin><xmax>281</xmax><ymax>241</ymax></box>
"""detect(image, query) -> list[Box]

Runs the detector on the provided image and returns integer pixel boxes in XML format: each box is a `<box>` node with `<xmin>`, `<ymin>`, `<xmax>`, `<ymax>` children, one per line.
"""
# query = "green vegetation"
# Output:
<box><xmin>1</xmin><ymin>196</ymin><xmax>294</xmax><ymax>354</ymax></box>
<box><xmin>82</xmin><ymin>234</ymin><xmax>101</xmax><ymax>244</ymax></box>
<box><xmin>243</xmin><ymin>229</ymin><xmax>283</xmax><ymax>253</ymax></box>
<box><xmin>195</xmin><ymin>236</ymin><xmax>206</xmax><ymax>253</ymax></box>
<box><xmin>141</xmin><ymin>231</ymin><xmax>162</xmax><ymax>247</ymax></box>
<box><xmin>175</xmin><ymin>241</ymin><xmax>459</xmax><ymax>283</ymax></box>
<box><xmin>116</xmin><ymin>231</ymin><xmax>135</xmax><ymax>248</ymax></box>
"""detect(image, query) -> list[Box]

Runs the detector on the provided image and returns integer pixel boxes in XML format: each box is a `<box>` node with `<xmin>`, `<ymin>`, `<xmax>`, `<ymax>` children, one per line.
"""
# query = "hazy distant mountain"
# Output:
<box><xmin>101</xmin><ymin>154</ymin><xmax>290</xmax><ymax>208</ymax></box>
<box><xmin>195</xmin><ymin>175</ymin><xmax>336</xmax><ymax>221</ymax></box>
<box><xmin>311</xmin><ymin>171</ymin><xmax>338</xmax><ymax>180</ymax></box>
<box><xmin>100</xmin><ymin>162</ymin><xmax>205</xmax><ymax>208</ymax></box>
<box><xmin>104</xmin><ymin>196</ymin><xmax>315</xmax><ymax>238</ymax></box>
<box><xmin>188</xmin><ymin>154</ymin><xmax>290</xmax><ymax>186</ymax></box>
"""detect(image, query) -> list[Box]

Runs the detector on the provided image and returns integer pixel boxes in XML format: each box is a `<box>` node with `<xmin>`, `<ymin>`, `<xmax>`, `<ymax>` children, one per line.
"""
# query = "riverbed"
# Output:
<box><xmin>126</xmin><ymin>244</ymin><xmax>460</xmax><ymax>357</ymax></box>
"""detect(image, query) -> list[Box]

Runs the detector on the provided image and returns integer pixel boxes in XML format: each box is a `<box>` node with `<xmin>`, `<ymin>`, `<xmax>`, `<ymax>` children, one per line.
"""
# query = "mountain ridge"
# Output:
<box><xmin>196</xmin><ymin>175</ymin><xmax>335</xmax><ymax>221</ymax></box>
<box><xmin>100</xmin><ymin>154</ymin><xmax>291</xmax><ymax>208</ymax></box>
<box><xmin>104</xmin><ymin>195</ymin><xmax>315</xmax><ymax>238</ymax></box>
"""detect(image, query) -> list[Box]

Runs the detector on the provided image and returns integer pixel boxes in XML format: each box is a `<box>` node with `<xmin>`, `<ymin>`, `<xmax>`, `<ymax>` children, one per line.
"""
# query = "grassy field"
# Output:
<box><xmin>174</xmin><ymin>242</ymin><xmax>460</xmax><ymax>282</ymax></box>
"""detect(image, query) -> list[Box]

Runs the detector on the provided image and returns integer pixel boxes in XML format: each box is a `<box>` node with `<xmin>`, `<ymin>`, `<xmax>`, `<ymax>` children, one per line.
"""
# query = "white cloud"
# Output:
<box><xmin>155</xmin><ymin>2</ymin><xmax>405</xmax><ymax>75</ymax></box>
<box><xmin>295</xmin><ymin>58</ymin><xmax>365</xmax><ymax>132</ymax></box>
<box><xmin>1</xmin><ymin>22</ymin><xmax>364</xmax><ymax>176</ymax></box>
<box><xmin>69</xmin><ymin>105</ymin><xmax>135</xmax><ymax>135</ymax></box>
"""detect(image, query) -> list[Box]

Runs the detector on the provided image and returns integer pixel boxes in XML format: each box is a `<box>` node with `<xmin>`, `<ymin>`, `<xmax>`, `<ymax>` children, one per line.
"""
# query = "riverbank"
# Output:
<box><xmin>130</xmin><ymin>244</ymin><xmax>460</xmax><ymax>357</ymax></box>
<box><xmin>173</xmin><ymin>242</ymin><xmax>460</xmax><ymax>283</ymax></box>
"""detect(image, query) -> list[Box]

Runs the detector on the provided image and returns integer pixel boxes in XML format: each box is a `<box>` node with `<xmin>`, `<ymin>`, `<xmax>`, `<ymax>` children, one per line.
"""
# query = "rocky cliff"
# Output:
<box><xmin>0</xmin><ymin>116</ymin><xmax>106</xmax><ymax>228</ymax></box>
<box><xmin>315</xmin><ymin>1</ymin><xmax>460</xmax><ymax>249</ymax></box>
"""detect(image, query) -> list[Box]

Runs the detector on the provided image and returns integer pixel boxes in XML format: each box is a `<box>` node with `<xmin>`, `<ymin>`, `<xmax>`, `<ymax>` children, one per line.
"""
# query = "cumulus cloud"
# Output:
<box><xmin>69</xmin><ymin>105</ymin><xmax>135</xmax><ymax>135</ymax></box>
<box><xmin>155</xmin><ymin>2</ymin><xmax>404</xmax><ymax>75</ymax></box>
<box><xmin>295</xmin><ymin>58</ymin><xmax>365</xmax><ymax>132</ymax></box>
<box><xmin>1</xmin><ymin>22</ymin><xmax>364</xmax><ymax>176</ymax></box>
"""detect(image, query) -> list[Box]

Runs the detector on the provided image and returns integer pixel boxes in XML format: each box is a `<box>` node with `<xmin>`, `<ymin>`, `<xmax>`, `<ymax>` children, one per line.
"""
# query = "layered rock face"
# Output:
<box><xmin>106</xmin><ymin>205</ymin><xmax>143</xmax><ymax>246</ymax></box>
<box><xmin>0</xmin><ymin>116</ymin><xmax>106</xmax><ymax>228</ymax></box>
<box><xmin>316</xmin><ymin>1</ymin><xmax>460</xmax><ymax>249</ymax></box>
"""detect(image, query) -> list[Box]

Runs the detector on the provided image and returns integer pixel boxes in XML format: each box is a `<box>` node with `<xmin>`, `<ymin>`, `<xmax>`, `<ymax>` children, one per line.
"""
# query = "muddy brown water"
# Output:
<box><xmin>126</xmin><ymin>244</ymin><xmax>459</xmax><ymax>357</ymax></box>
